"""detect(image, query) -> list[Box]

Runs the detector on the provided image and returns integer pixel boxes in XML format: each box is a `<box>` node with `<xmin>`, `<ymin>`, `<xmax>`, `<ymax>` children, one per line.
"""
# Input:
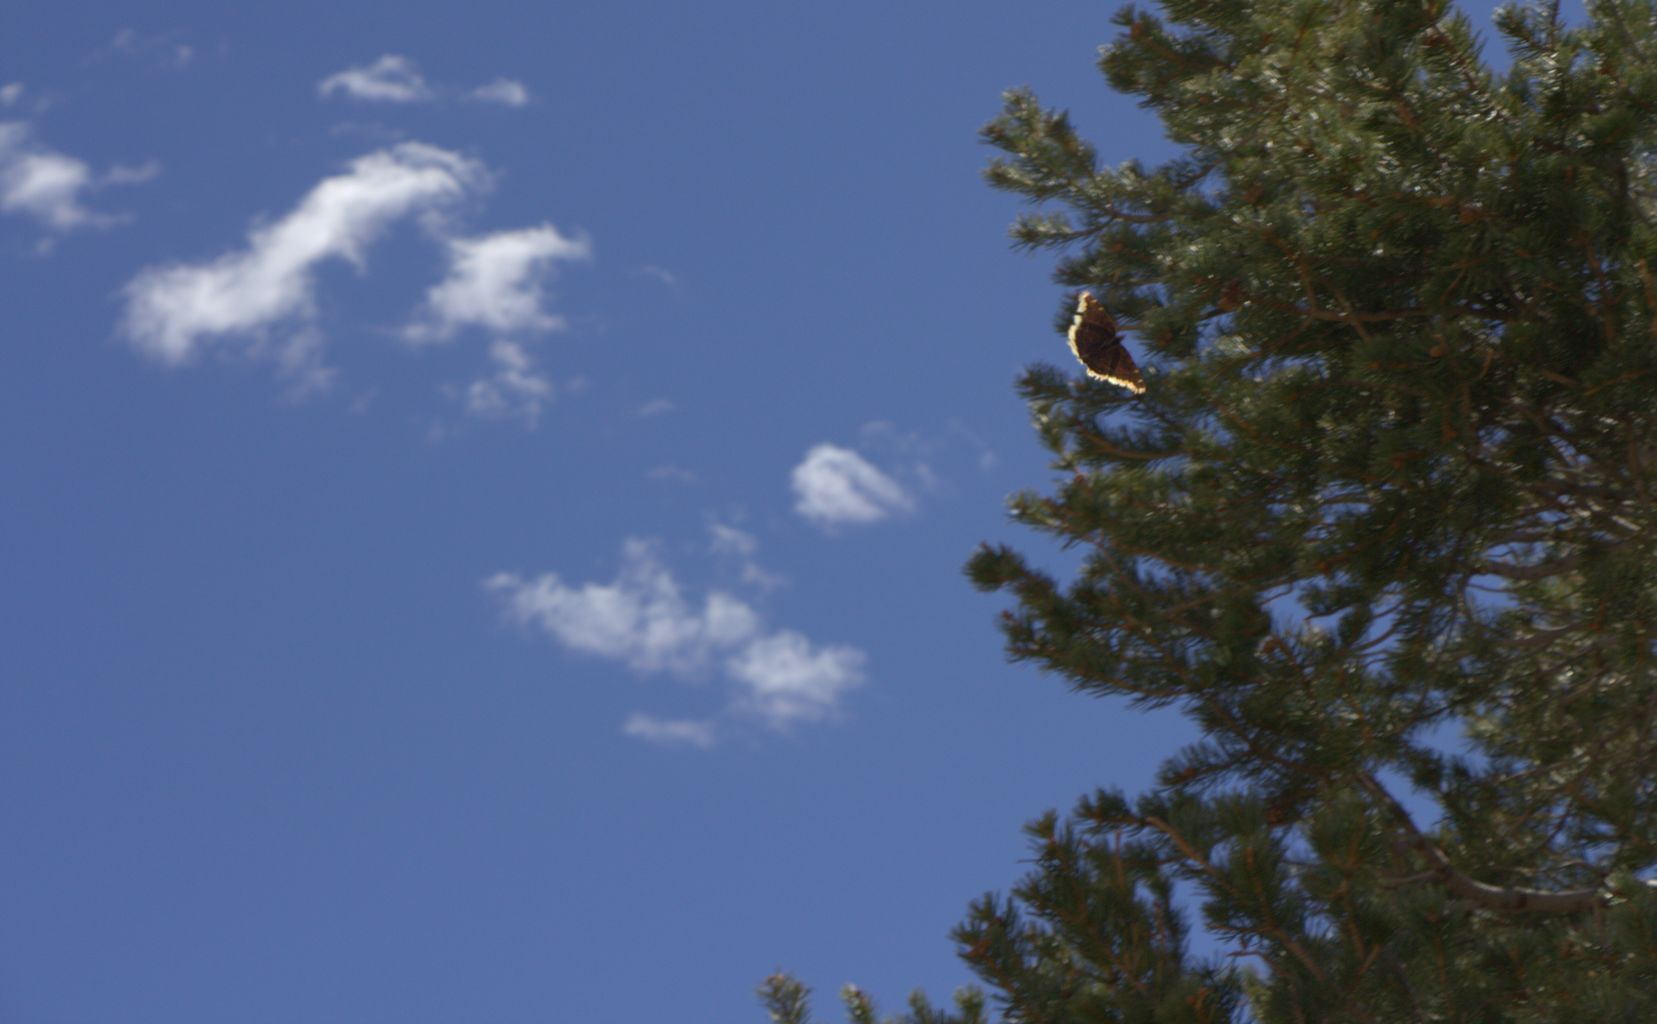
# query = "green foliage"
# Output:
<box><xmin>768</xmin><ymin>1</ymin><xmax>1657</xmax><ymax>1019</ymax></box>
<box><xmin>757</xmin><ymin>974</ymin><xmax>987</xmax><ymax>1024</ymax></box>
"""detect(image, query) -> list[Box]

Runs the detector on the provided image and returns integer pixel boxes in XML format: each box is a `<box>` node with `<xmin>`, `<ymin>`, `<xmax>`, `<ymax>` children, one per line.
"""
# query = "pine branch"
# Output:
<box><xmin>1360</xmin><ymin>773</ymin><xmax>1657</xmax><ymax>914</ymax></box>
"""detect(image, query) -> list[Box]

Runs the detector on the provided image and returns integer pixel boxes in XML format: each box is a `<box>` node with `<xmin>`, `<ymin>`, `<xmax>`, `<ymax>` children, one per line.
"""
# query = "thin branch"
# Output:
<box><xmin>1359</xmin><ymin>773</ymin><xmax>1656</xmax><ymax>913</ymax></box>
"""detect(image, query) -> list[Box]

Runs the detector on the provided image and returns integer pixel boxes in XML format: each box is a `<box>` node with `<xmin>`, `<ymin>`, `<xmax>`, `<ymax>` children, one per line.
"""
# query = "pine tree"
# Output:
<box><xmin>763</xmin><ymin>1</ymin><xmax>1657</xmax><ymax>1020</ymax></box>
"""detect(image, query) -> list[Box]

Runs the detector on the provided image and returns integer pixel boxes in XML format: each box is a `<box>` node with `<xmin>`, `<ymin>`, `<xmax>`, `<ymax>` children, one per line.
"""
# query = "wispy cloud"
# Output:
<box><xmin>469</xmin><ymin>78</ymin><xmax>530</xmax><ymax>107</ymax></box>
<box><xmin>101</xmin><ymin>161</ymin><xmax>161</xmax><ymax>186</ymax></box>
<box><xmin>638</xmin><ymin>265</ymin><xmax>679</xmax><ymax>289</ymax></box>
<box><xmin>109</xmin><ymin>28</ymin><xmax>193</xmax><ymax>70</ymax></box>
<box><xmin>319</xmin><ymin>57</ymin><xmax>531</xmax><ymax>109</ymax></box>
<box><xmin>486</xmin><ymin>540</ymin><xmax>864</xmax><ymax>737</ymax></box>
<box><xmin>318</xmin><ymin>55</ymin><xmax>432</xmax><ymax>103</ymax></box>
<box><xmin>709</xmin><ymin>523</ymin><xmax>758</xmax><ymax>559</ymax></box>
<box><xmin>405</xmin><ymin>224</ymin><xmax>589</xmax><ymax>343</ymax></box>
<box><xmin>0</xmin><ymin>121</ymin><xmax>152</xmax><ymax>236</ymax></box>
<box><xmin>465</xmin><ymin>339</ymin><xmax>552</xmax><ymax>426</ymax></box>
<box><xmin>708</xmin><ymin>522</ymin><xmax>785</xmax><ymax>591</ymax></box>
<box><xmin>944</xmin><ymin>418</ymin><xmax>1000</xmax><ymax>472</ymax></box>
<box><xmin>790</xmin><ymin>443</ymin><xmax>913</xmax><ymax>529</ymax></box>
<box><xmin>646</xmin><ymin>465</ymin><xmax>698</xmax><ymax>485</ymax></box>
<box><xmin>621</xmin><ymin>713</ymin><xmax>716</xmax><ymax>749</ymax></box>
<box><xmin>121</xmin><ymin>142</ymin><xmax>486</xmax><ymax>366</ymax></box>
<box><xmin>0</xmin><ymin>83</ymin><xmax>23</xmax><ymax>108</ymax></box>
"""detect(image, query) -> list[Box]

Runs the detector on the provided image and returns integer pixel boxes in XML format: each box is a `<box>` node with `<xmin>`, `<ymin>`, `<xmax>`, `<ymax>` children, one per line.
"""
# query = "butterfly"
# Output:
<box><xmin>1067</xmin><ymin>292</ymin><xmax>1145</xmax><ymax>394</ymax></box>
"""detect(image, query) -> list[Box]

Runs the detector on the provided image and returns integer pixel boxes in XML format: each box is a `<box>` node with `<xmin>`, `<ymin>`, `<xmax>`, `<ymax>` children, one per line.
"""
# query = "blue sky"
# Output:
<box><xmin>2</xmin><ymin>2</ymin><xmax>1520</xmax><ymax>1021</ymax></box>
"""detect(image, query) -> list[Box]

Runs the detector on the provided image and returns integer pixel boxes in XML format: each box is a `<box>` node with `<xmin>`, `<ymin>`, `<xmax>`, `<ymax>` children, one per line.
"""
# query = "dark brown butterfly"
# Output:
<box><xmin>1067</xmin><ymin>292</ymin><xmax>1145</xmax><ymax>394</ymax></box>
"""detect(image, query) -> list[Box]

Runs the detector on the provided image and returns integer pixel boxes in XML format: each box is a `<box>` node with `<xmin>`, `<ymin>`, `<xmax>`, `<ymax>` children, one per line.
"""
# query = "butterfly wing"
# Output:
<box><xmin>1067</xmin><ymin>292</ymin><xmax>1146</xmax><ymax>395</ymax></box>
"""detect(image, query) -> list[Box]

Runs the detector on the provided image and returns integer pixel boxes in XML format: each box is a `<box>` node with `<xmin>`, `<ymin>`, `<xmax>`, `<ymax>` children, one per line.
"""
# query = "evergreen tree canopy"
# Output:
<box><xmin>763</xmin><ymin>0</ymin><xmax>1657</xmax><ymax>1020</ymax></box>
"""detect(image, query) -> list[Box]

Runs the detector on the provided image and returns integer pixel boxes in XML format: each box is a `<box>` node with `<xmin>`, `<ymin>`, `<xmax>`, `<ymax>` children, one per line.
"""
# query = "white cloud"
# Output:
<box><xmin>621</xmin><ymin>713</ymin><xmax>716</xmax><ymax>749</ymax></box>
<box><xmin>0</xmin><ymin>126</ymin><xmax>95</xmax><ymax>230</ymax></box>
<box><xmin>466</xmin><ymin>339</ymin><xmax>551</xmax><ymax>426</ymax></box>
<box><xmin>726</xmin><ymin>631</ymin><xmax>864</xmax><ymax>728</ymax></box>
<box><xmin>0</xmin><ymin>84</ymin><xmax>23</xmax><ymax>108</ymax></box>
<box><xmin>318</xmin><ymin>55</ymin><xmax>432</xmax><ymax>103</ymax></box>
<box><xmin>122</xmin><ymin>142</ymin><xmax>486</xmax><ymax>365</ymax></box>
<box><xmin>636</xmin><ymin>398</ymin><xmax>675</xmax><ymax>417</ymax></box>
<box><xmin>487</xmin><ymin>539</ymin><xmax>759</xmax><ymax>676</ymax></box>
<box><xmin>708</xmin><ymin>521</ymin><xmax>785</xmax><ymax>591</ymax></box>
<box><xmin>405</xmin><ymin>224</ymin><xmax>590</xmax><ymax>343</ymax></box>
<box><xmin>469</xmin><ymin>78</ymin><xmax>530</xmax><ymax>107</ymax></box>
<box><xmin>790</xmin><ymin>443</ymin><xmax>914</xmax><ymax>528</ymax></box>
<box><xmin>486</xmin><ymin>539</ymin><xmax>863</xmax><ymax>734</ymax></box>
<box><xmin>709</xmin><ymin>523</ymin><xmax>758</xmax><ymax>558</ymax></box>
<box><xmin>101</xmin><ymin>160</ymin><xmax>161</xmax><ymax>186</ymax></box>
<box><xmin>0</xmin><ymin>121</ymin><xmax>149</xmax><ymax>235</ymax></box>
<box><xmin>319</xmin><ymin>60</ymin><xmax>530</xmax><ymax>107</ymax></box>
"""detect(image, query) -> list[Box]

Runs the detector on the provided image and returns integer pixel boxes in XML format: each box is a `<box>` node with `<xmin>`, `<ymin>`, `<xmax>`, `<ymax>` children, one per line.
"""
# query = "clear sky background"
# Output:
<box><xmin>2</xmin><ymin>2</ymin><xmax>1520</xmax><ymax>1022</ymax></box>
